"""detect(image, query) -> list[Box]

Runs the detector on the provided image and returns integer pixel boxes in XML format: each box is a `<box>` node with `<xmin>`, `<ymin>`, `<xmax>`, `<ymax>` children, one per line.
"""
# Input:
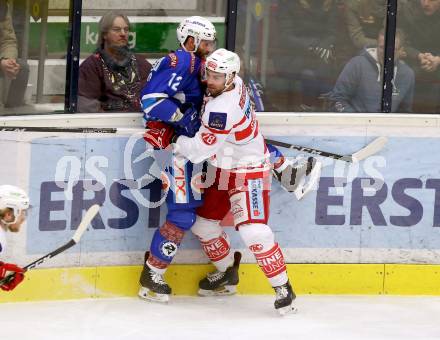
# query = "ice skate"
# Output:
<box><xmin>138</xmin><ymin>253</ymin><xmax>171</xmax><ymax>303</ymax></box>
<box><xmin>198</xmin><ymin>252</ymin><xmax>241</xmax><ymax>296</ymax></box>
<box><xmin>273</xmin><ymin>280</ymin><xmax>297</xmax><ymax>315</ymax></box>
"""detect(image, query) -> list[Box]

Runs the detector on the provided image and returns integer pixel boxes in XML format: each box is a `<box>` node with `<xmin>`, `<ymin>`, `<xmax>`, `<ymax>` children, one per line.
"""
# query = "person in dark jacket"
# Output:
<box><xmin>78</xmin><ymin>11</ymin><xmax>151</xmax><ymax>113</ymax></box>
<box><xmin>329</xmin><ymin>29</ymin><xmax>414</xmax><ymax>113</ymax></box>
<box><xmin>271</xmin><ymin>0</ymin><xmax>338</xmax><ymax>111</ymax></box>
<box><xmin>335</xmin><ymin>0</ymin><xmax>385</xmax><ymax>64</ymax></box>
<box><xmin>398</xmin><ymin>0</ymin><xmax>440</xmax><ymax>113</ymax></box>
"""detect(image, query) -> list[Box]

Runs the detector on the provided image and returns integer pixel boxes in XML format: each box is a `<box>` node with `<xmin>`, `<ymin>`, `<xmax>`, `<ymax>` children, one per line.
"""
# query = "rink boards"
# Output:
<box><xmin>1</xmin><ymin>112</ymin><xmax>440</xmax><ymax>301</ymax></box>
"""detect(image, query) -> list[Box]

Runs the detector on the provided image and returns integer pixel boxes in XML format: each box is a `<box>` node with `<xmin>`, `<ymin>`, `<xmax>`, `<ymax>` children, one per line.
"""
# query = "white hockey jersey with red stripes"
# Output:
<box><xmin>174</xmin><ymin>75</ymin><xmax>269</xmax><ymax>171</ymax></box>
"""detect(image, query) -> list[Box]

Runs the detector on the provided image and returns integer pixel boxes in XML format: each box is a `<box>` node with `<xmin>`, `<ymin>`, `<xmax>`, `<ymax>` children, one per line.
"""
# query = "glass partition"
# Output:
<box><xmin>1</xmin><ymin>0</ymin><xmax>437</xmax><ymax>115</ymax></box>
<box><xmin>235</xmin><ymin>0</ymin><xmax>391</xmax><ymax>112</ymax></box>
<box><xmin>77</xmin><ymin>0</ymin><xmax>226</xmax><ymax>113</ymax></box>
<box><xmin>0</xmin><ymin>0</ymin><xmax>70</xmax><ymax>115</ymax></box>
<box><xmin>396</xmin><ymin>0</ymin><xmax>440</xmax><ymax>113</ymax></box>
<box><xmin>0</xmin><ymin>0</ymin><xmax>226</xmax><ymax>116</ymax></box>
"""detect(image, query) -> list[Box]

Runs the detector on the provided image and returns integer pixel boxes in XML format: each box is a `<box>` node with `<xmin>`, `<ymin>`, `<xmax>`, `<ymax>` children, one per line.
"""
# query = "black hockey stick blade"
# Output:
<box><xmin>0</xmin><ymin>126</ymin><xmax>117</xmax><ymax>134</ymax></box>
<box><xmin>0</xmin><ymin>204</ymin><xmax>100</xmax><ymax>286</ymax></box>
<box><xmin>265</xmin><ymin>137</ymin><xmax>387</xmax><ymax>163</ymax></box>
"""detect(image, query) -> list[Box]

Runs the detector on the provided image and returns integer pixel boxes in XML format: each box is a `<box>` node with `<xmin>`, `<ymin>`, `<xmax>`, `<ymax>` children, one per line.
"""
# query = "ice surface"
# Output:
<box><xmin>1</xmin><ymin>295</ymin><xmax>440</xmax><ymax>340</ymax></box>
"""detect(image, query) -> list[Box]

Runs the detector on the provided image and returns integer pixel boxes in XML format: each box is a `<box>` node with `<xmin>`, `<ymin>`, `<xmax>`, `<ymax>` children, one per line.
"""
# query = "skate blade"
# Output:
<box><xmin>198</xmin><ymin>285</ymin><xmax>237</xmax><ymax>297</ymax></box>
<box><xmin>277</xmin><ymin>303</ymin><xmax>298</xmax><ymax>316</ymax></box>
<box><xmin>138</xmin><ymin>286</ymin><xmax>170</xmax><ymax>303</ymax></box>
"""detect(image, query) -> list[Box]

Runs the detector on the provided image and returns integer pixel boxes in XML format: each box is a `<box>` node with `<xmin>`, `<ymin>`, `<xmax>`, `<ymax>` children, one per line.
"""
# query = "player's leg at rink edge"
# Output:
<box><xmin>240</xmin><ymin>223</ymin><xmax>297</xmax><ymax>315</ymax></box>
<box><xmin>192</xmin><ymin>170</ymin><xmax>298</xmax><ymax>315</ymax></box>
<box><xmin>138</xmin><ymin>159</ymin><xmax>202</xmax><ymax>303</ymax></box>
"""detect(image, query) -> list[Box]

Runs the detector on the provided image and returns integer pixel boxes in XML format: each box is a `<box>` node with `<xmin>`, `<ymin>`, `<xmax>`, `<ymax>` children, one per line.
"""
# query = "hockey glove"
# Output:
<box><xmin>273</xmin><ymin>156</ymin><xmax>322</xmax><ymax>200</ymax></box>
<box><xmin>175</xmin><ymin>103</ymin><xmax>201</xmax><ymax>137</ymax></box>
<box><xmin>0</xmin><ymin>261</ymin><xmax>25</xmax><ymax>291</ymax></box>
<box><xmin>144</xmin><ymin>121</ymin><xmax>177</xmax><ymax>149</ymax></box>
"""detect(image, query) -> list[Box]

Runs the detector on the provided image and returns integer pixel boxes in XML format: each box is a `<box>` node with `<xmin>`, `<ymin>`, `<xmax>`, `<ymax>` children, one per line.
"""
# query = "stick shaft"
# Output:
<box><xmin>0</xmin><ymin>241</ymin><xmax>76</xmax><ymax>286</ymax></box>
<box><xmin>23</xmin><ymin>240</ymin><xmax>76</xmax><ymax>271</ymax></box>
<box><xmin>0</xmin><ymin>205</ymin><xmax>100</xmax><ymax>286</ymax></box>
<box><xmin>265</xmin><ymin>137</ymin><xmax>387</xmax><ymax>163</ymax></box>
<box><xmin>265</xmin><ymin>138</ymin><xmax>350</xmax><ymax>161</ymax></box>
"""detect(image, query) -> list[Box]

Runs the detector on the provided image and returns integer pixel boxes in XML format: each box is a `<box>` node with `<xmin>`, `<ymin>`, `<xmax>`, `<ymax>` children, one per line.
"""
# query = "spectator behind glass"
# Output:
<box><xmin>328</xmin><ymin>29</ymin><xmax>414</xmax><ymax>113</ymax></box>
<box><xmin>270</xmin><ymin>0</ymin><xmax>338</xmax><ymax>111</ymax></box>
<box><xmin>0</xmin><ymin>0</ymin><xmax>29</xmax><ymax>108</ymax></box>
<box><xmin>10</xmin><ymin>0</ymin><xmax>26</xmax><ymax>57</ymax></box>
<box><xmin>78</xmin><ymin>11</ymin><xmax>152</xmax><ymax>113</ymax></box>
<box><xmin>335</xmin><ymin>0</ymin><xmax>386</xmax><ymax>67</ymax></box>
<box><xmin>398</xmin><ymin>0</ymin><xmax>440</xmax><ymax>113</ymax></box>
<box><xmin>344</xmin><ymin>0</ymin><xmax>386</xmax><ymax>51</ymax></box>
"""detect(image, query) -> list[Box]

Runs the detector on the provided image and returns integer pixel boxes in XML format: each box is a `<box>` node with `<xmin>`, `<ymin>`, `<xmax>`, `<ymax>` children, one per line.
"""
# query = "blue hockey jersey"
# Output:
<box><xmin>140</xmin><ymin>49</ymin><xmax>204</xmax><ymax>135</ymax></box>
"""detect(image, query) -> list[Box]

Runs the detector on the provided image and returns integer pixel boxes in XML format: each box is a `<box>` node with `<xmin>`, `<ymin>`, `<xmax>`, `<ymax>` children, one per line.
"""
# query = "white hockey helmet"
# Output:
<box><xmin>205</xmin><ymin>48</ymin><xmax>241</xmax><ymax>86</ymax></box>
<box><xmin>176</xmin><ymin>16</ymin><xmax>216</xmax><ymax>52</ymax></box>
<box><xmin>0</xmin><ymin>185</ymin><xmax>30</xmax><ymax>224</ymax></box>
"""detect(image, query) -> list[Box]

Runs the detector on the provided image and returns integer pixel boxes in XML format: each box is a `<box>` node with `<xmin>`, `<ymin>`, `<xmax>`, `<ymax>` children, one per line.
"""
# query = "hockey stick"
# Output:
<box><xmin>242</xmin><ymin>84</ymin><xmax>388</xmax><ymax>163</ymax></box>
<box><xmin>0</xmin><ymin>126</ymin><xmax>118</xmax><ymax>134</ymax></box>
<box><xmin>265</xmin><ymin>136</ymin><xmax>388</xmax><ymax>162</ymax></box>
<box><xmin>2</xmin><ymin>126</ymin><xmax>387</xmax><ymax>161</ymax></box>
<box><xmin>0</xmin><ymin>204</ymin><xmax>100</xmax><ymax>286</ymax></box>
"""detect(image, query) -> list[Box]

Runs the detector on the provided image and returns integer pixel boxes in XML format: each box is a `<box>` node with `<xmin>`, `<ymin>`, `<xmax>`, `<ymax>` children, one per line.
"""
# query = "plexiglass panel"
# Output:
<box><xmin>77</xmin><ymin>0</ymin><xmax>226</xmax><ymax>113</ymax></box>
<box><xmin>0</xmin><ymin>0</ymin><xmax>70</xmax><ymax>115</ymax></box>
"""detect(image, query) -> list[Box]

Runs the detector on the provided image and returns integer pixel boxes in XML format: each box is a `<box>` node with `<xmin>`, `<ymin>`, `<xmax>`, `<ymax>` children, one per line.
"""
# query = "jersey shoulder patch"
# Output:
<box><xmin>208</xmin><ymin>111</ymin><xmax>227</xmax><ymax>130</ymax></box>
<box><xmin>168</xmin><ymin>53</ymin><xmax>178</xmax><ymax>68</ymax></box>
<box><xmin>168</xmin><ymin>50</ymin><xmax>194</xmax><ymax>72</ymax></box>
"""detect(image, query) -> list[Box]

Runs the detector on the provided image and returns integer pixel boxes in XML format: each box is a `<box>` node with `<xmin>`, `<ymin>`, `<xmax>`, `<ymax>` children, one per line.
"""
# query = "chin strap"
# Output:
<box><xmin>181</xmin><ymin>38</ymin><xmax>200</xmax><ymax>53</ymax></box>
<box><xmin>221</xmin><ymin>74</ymin><xmax>235</xmax><ymax>94</ymax></box>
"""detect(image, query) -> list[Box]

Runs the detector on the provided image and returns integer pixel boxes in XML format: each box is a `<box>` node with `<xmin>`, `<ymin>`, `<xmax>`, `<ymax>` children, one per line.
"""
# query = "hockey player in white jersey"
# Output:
<box><xmin>0</xmin><ymin>185</ymin><xmax>29</xmax><ymax>291</ymax></box>
<box><xmin>145</xmin><ymin>48</ymin><xmax>296</xmax><ymax>314</ymax></box>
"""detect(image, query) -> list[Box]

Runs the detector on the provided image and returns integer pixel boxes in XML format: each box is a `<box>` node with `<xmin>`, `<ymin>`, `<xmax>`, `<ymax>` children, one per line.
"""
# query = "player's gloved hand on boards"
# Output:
<box><xmin>144</xmin><ymin>121</ymin><xmax>177</xmax><ymax>149</ymax></box>
<box><xmin>0</xmin><ymin>261</ymin><xmax>25</xmax><ymax>291</ymax></box>
<box><xmin>273</xmin><ymin>155</ymin><xmax>322</xmax><ymax>200</ymax></box>
<box><xmin>175</xmin><ymin>103</ymin><xmax>201</xmax><ymax>137</ymax></box>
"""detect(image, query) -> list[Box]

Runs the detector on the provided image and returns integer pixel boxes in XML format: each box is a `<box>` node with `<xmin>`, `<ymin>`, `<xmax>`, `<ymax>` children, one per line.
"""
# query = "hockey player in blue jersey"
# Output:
<box><xmin>138</xmin><ymin>16</ymin><xmax>216</xmax><ymax>302</ymax></box>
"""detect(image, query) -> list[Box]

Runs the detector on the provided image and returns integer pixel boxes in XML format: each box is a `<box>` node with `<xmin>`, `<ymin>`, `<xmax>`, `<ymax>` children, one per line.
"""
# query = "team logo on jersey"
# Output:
<box><xmin>208</xmin><ymin>112</ymin><xmax>227</xmax><ymax>130</ymax></box>
<box><xmin>169</xmin><ymin>53</ymin><xmax>178</xmax><ymax>68</ymax></box>
<box><xmin>161</xmin><ymin>241</ymin><xmax>178</xmax><ymax>258</ymax></box>
<box><xmin>201</xmin><ymin>133</ymin><xmax>217</xmax><ymax>145</ymax></box>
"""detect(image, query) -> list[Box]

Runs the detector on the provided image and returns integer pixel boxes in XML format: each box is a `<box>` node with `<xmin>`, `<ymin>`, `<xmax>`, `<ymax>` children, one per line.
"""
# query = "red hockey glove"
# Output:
<box><xmin>0</xmin><ymin>261</ymin><xmax>25</xmax><ymax>291</ymax></box>
<box><xmin>144</xmin><ymin>121</ymin><xmax>176</xmax><ymax>149</ymax></box>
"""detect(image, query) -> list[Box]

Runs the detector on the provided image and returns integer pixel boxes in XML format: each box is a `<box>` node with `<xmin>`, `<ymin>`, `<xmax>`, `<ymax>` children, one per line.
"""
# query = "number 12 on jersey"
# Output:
<box><xmin>168</xmin><ymin>73</ymin><xmax>183</xmax><ymax>91</ymax></box>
